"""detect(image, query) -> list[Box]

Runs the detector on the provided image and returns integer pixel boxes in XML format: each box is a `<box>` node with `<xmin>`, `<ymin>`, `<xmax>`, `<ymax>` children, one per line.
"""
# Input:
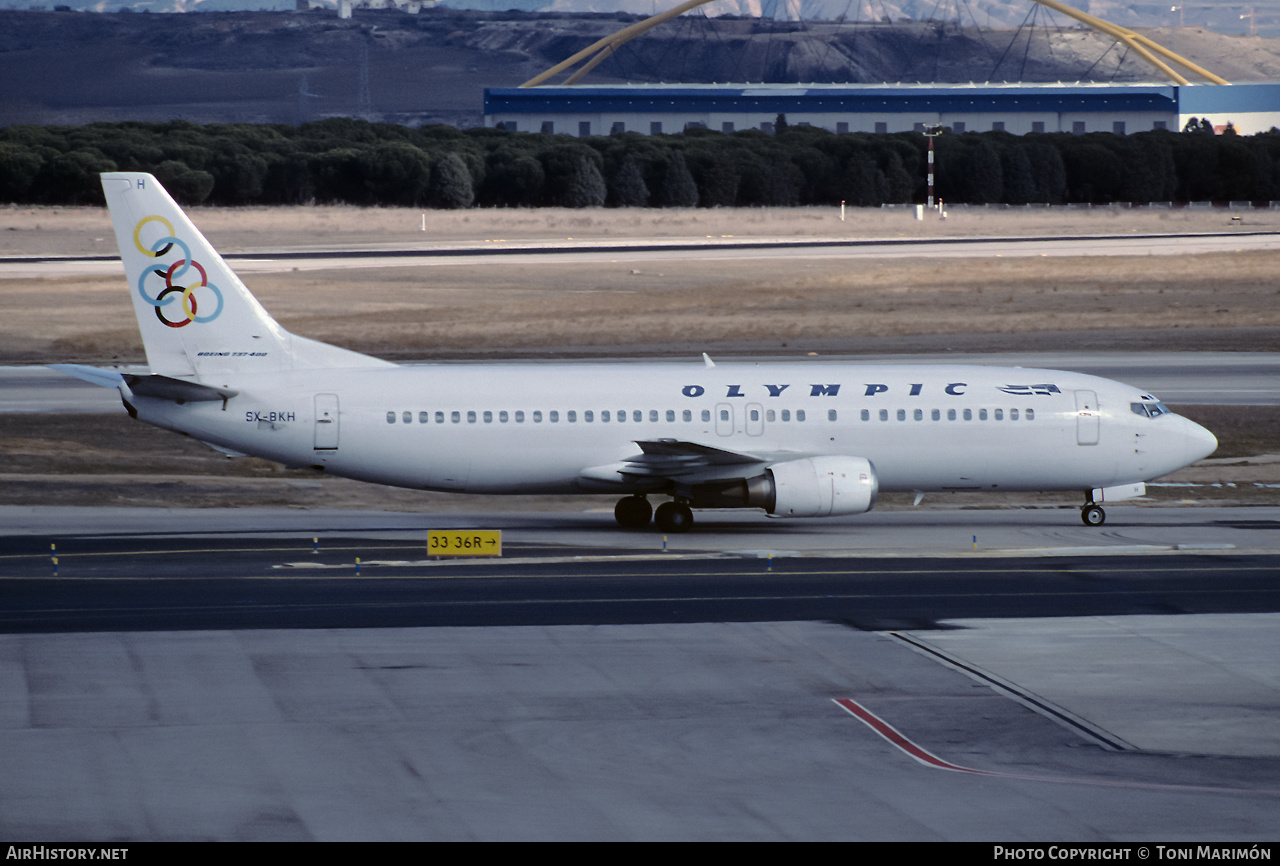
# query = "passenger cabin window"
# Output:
<box><xmin>386</xmin><ymin>411</ymin><xmax>395</xmax><ymax>424</ymax></box>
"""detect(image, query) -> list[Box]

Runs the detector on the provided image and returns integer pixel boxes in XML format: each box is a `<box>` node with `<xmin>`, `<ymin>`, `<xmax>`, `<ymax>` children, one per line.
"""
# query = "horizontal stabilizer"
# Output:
<box><xmin>122</xmin><ymin>374</ymin><xmax>239</xmax><ymax>403</ymax></box>
<box><xmin>47</xmin><ymin>364</ymin><xmax>125</xmax><ymax>390</ymax></box>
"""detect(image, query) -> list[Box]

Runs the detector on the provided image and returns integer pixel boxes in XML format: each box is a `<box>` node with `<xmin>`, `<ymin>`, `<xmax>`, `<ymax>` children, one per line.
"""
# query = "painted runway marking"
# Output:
<box><xmin>834</xmin><ymin>698</ymin><xmax>989</xmax><ymax>774</ymax></box>
<box><xmin>833</xmin><ymin>698</ymin><xmax>1280</xmax><ymax>795</ymax></box>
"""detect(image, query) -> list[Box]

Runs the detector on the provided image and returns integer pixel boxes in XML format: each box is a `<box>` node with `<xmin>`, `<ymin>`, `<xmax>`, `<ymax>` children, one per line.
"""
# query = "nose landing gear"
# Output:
<box><xmin>1081</xmin><ymin>502</ymin><xmax>1106</xmax><ymax>526</ymax></box>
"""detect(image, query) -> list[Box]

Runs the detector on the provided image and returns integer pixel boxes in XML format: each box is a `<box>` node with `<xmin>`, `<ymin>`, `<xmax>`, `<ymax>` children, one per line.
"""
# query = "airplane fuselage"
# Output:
<box><xmin>131</xmin><ymin>362</ymin><xmax>1212</xmax><ymax>498</ymax></box>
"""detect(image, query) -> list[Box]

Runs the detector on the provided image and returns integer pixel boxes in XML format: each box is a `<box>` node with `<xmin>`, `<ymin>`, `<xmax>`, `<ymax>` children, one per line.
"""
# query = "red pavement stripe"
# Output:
<box><xmin>833</xmin><ymin>698</ymin><xmax>1280</xmax><ymax>795</ymax></box>
<box><xmin>833</xmin><ymin>698</ymin><xmax>992</xmax><ymax>774</ymax></box>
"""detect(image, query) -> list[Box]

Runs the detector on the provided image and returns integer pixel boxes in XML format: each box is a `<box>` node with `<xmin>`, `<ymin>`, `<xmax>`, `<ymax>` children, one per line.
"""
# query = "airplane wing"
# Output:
<box><xmin>624</xmin><ymin>439</ymin><xmax>766</xmax><ymax>477</ymax></box>
<box><xmin>579</xmin><ymin>438</ymin><xmax>775</xmax><ymax>488</ymax></box>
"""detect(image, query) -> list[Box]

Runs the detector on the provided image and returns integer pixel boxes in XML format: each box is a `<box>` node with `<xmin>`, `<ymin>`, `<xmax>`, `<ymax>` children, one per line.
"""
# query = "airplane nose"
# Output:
<box><xmin>1183</xmin><ymin>417</ymin><xmax>1218</xmax><ymax>464</ymax></box>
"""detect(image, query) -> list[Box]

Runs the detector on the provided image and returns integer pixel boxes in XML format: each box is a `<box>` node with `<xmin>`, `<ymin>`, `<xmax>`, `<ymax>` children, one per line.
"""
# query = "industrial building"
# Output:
<box><xmin>484</xmin><ymin>81</ymin><xmax>1280</xmax><ymax>137</ymax></box>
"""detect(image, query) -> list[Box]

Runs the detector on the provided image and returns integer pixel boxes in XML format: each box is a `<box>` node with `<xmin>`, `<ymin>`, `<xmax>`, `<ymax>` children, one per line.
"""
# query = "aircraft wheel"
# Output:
<box><xmin>1081</xmin><ymin>504</ymin><xmax>1106</xmax><ymax>526</ymax></box>
<box><xmin>655</xmin><ymin>501</ymin><xmax>694</xmax><ymax>534</ymax></box>
<box><xmin>614</xmin><ymin>496</ymin><xmax>653</xmax><ymax>529</ymax></box>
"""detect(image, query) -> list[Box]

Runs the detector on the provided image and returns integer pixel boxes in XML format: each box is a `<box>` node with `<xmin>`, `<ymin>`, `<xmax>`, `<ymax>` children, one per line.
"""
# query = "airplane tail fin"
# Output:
<box><xmin>101</xmin><ymin>172</ymin><xmax>389</xmax><ymax>380</ymax></box>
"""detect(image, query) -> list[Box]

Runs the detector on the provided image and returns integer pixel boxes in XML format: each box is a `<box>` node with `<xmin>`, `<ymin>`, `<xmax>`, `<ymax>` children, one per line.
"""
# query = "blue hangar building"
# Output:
<box><xmin>484</xmin><ymin>81</ymin><xmax>1280</xmax><ymax>137</ymax></box>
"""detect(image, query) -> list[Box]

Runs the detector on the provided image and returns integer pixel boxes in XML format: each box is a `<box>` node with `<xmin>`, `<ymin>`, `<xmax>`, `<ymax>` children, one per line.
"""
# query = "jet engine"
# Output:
<box><xmin>691</xmin><ymin>456</ymin><xmax>878</xmax><ymax>517</ymax></box>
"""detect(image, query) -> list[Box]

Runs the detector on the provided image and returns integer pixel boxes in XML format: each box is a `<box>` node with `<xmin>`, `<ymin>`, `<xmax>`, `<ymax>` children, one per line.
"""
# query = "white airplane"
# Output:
<box><xmin>53</xmin><ymin>172</ymin><xmax>1217</xmax><ymax>533</ymax></box>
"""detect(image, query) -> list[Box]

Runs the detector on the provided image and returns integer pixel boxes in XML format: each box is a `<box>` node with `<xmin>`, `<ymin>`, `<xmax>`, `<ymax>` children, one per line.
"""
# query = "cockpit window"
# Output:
<box><xmin>1130</xmin><ymin>401</ymin><xmax>1170</xmax><ymax>418</ymax></box>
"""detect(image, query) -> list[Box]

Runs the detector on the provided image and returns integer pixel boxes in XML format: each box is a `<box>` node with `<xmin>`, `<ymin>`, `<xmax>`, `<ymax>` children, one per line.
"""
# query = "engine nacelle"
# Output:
<box><xmin>763</xmin><ymin>456</ymin><xmax>878</xmax><ymax>517</ymax></box>
<box><xmin>690</xmin><ymin>456</ymin><xmax>878</xmax><ymax>518</ymax></box>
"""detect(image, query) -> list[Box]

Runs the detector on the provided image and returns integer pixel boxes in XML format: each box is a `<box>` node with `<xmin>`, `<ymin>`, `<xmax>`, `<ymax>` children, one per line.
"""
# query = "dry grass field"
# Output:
<box><xmin>3</xmin><ymin>203</ymin><xmax>1278</xmax><ymax>513</ymax></box>
<box><xmin>4</xmin><ymin>203</ymin><xmax>1280</xmax><ymax>364</ymax></box>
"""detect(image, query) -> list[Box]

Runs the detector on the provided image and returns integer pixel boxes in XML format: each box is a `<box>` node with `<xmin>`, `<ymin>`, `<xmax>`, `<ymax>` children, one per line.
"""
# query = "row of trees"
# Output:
<box><xmin>1</xmin><ymin>117</ymin><xmax>1278</xmax><ymax>209</ymax></box>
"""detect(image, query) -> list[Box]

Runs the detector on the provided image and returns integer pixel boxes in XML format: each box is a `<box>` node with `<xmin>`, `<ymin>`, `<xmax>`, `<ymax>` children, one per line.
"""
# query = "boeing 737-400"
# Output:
<box><xmin>52</xmin><ymin>173</ymin><xmax>1219</xmax><ymax>533</ymax></box>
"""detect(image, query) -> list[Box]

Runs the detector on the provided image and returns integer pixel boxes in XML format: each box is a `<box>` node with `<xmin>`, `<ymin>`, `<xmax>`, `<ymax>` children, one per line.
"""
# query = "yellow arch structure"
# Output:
<box><xmin>519</xmin><ymin>0</ymin><xmax>1227</xmax><ymax>88</ymax></box>
<box><xmin>1030</xmin><ymin>0</ymin><xmax>1226</xmax><ymax>85</ymax></box>
<box><xmin>521</xmin><ymin>0</ymin><xmax>719</xmax><ymax>88</ymax></box>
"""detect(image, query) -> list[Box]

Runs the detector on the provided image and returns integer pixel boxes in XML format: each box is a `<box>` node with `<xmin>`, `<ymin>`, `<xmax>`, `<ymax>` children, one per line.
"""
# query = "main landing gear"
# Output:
<box><xmin>614</xmin><ymin>496</ymin><xmax>694</xmax><ymax>533</ymax></box>
<box><xmin>614</xmin><ymin>495</ymin><xmax>653</xmax><ymax>529</ymax></box>
<box><xmin>654</xmin><ymin>500</ymin><xmax>693</xmax><ymax>533</ymax></box>
<box><xmin>1081</xmin><ymin>500</ymin><xmax>1106</xmax><ymax>526</ymax></box>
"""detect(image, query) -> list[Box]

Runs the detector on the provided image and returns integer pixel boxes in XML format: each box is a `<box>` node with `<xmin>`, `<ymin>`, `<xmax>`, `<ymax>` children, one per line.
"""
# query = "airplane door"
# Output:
<box><xmin>745</xmin><ymin>403</ymin><xmax>764</xmax><ymax>436</ymax></box>
<box><xmin>1075</xmin><ymin>390</ymin><xmax>1099</xmax><ymax>446</ymax></box>
<box><xmin>715</xmin><ymin>403</ymin><xmax>734</xmax><ymax>436</ymax></box>
<box><xmin>314</xmin><ymin>393</ymin><xmax>339</xmax><ymax>450</ymax></box>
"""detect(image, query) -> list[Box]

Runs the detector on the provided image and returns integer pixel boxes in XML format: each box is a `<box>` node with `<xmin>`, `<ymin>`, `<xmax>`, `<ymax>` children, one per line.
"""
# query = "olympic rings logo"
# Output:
<box><xmin>133</xmin><ymin>214</ymin><xmax>224</xmax><ymax>328</ymax></box>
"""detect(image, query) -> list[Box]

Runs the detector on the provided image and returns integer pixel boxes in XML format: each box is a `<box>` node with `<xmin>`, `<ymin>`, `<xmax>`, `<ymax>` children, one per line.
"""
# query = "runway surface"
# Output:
<box><xmin>5</xmin><ymin>229</ymin><xmax>1280</xmax><ymax>278</ymax></box>
<box><xmin>2</xmin><ymin>505</ymin><xmax>1279</xmax><ymax>840</ymax></box>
